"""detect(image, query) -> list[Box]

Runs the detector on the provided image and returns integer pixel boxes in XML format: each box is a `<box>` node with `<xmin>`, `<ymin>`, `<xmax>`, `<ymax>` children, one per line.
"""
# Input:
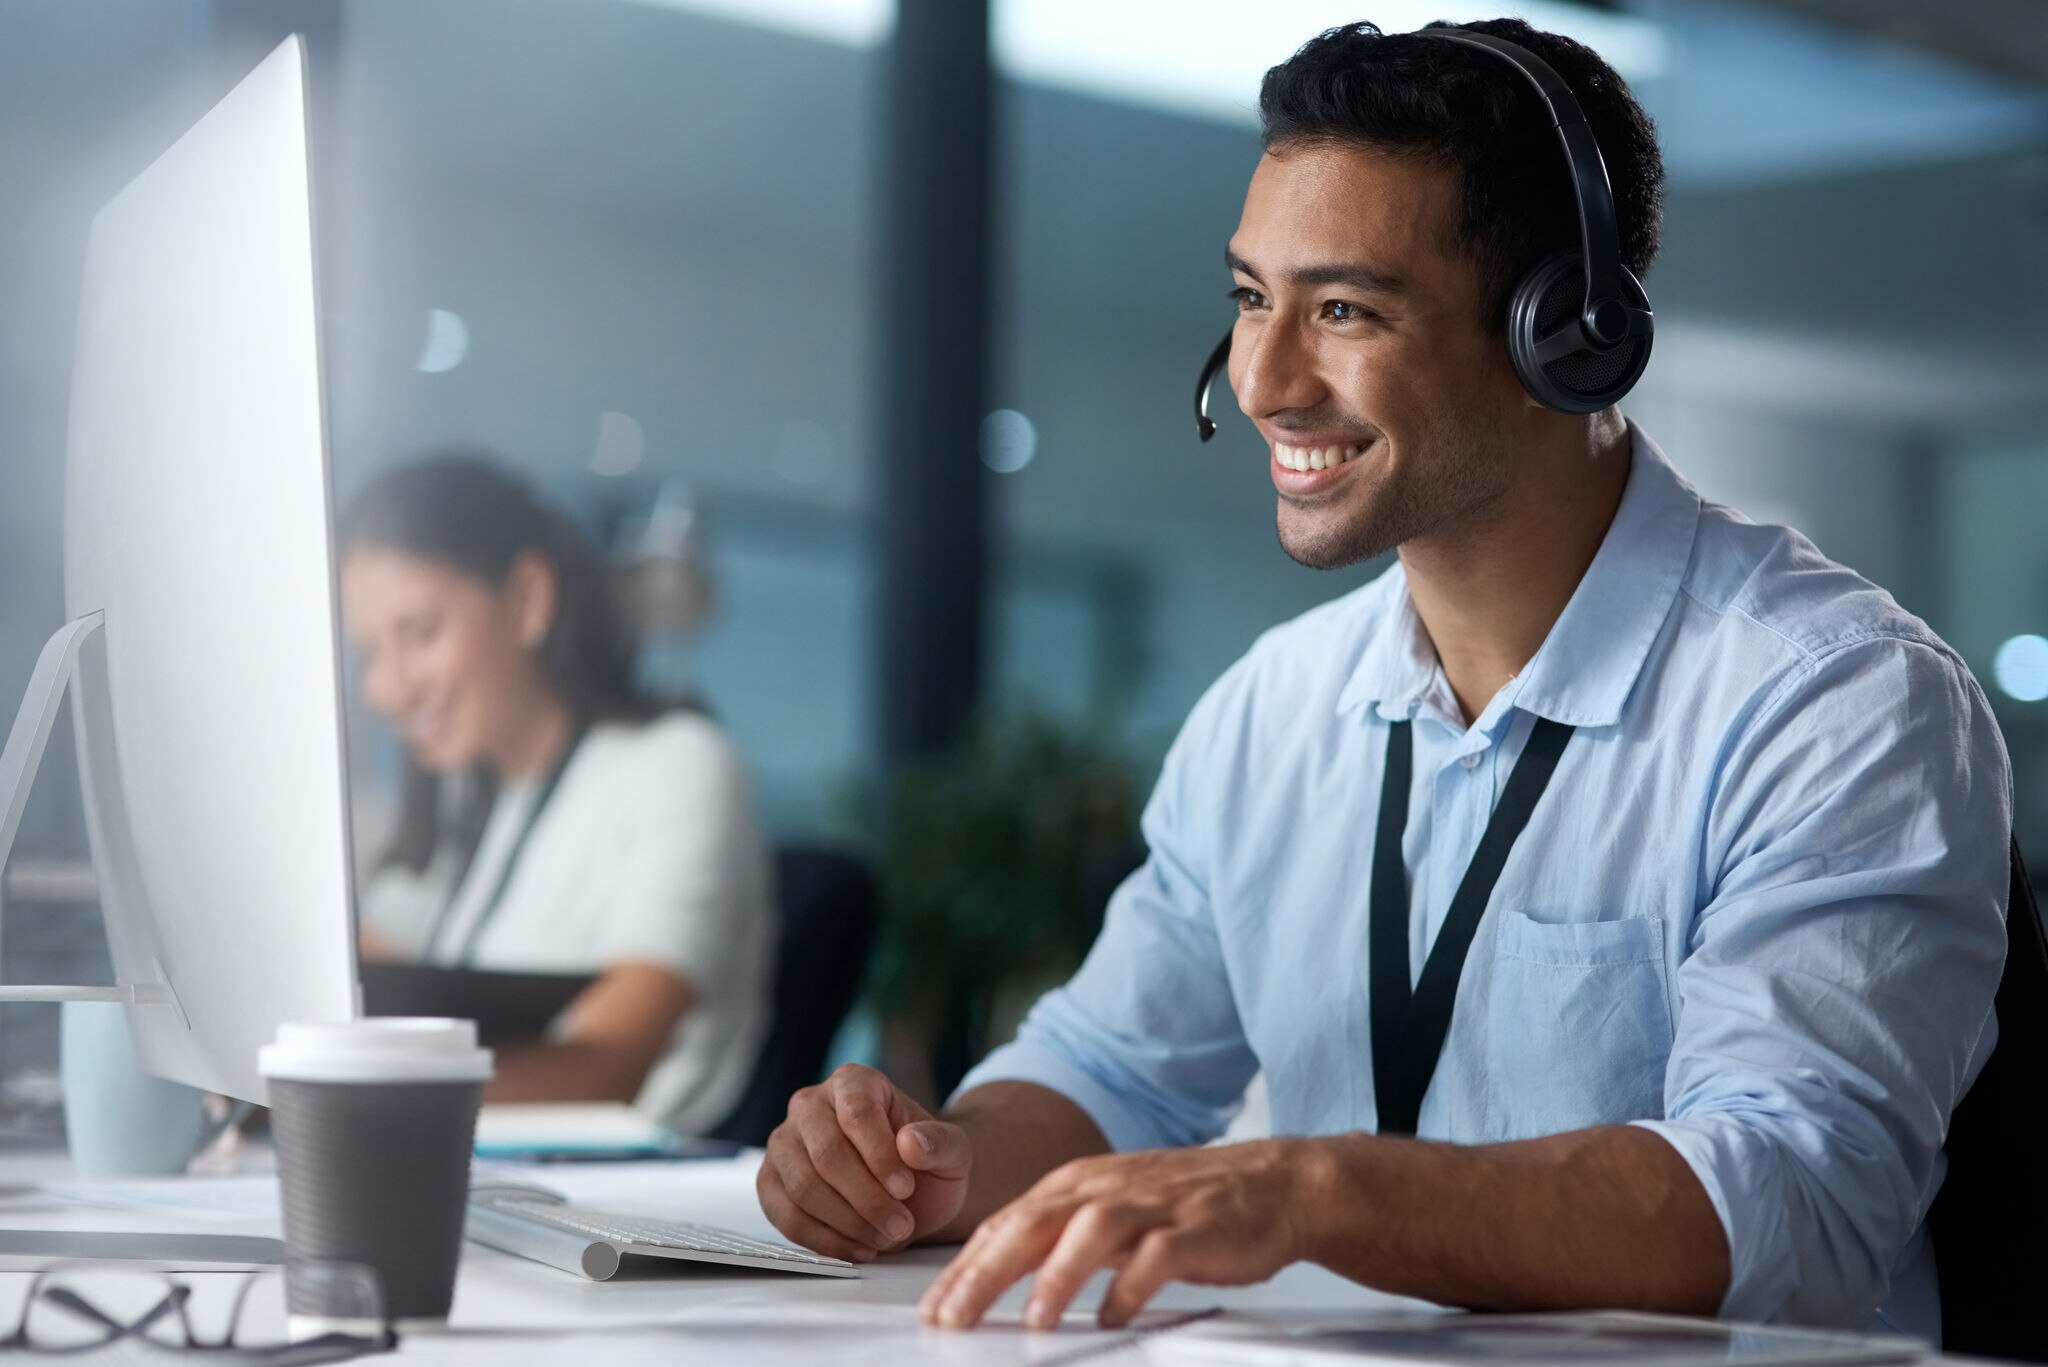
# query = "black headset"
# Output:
<box><xmin>1193</xmin><ymin>26</ymin><xmax>1655</xmax><ymax>440</ymax></box>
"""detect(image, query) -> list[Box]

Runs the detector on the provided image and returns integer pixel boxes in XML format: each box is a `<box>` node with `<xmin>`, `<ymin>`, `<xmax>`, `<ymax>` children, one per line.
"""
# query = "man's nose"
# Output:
<box><xmin>1229</xmin><ymin>316</ymin><xmax>1324</xmax><ymax>420</ymax></box>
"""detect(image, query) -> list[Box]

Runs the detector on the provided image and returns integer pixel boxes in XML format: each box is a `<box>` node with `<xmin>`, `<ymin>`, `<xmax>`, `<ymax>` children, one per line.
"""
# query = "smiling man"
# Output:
<box><xmin>757</xmin><ymin>18</ymin><xmax>2011</xmax><ymax>1344</ymax></box>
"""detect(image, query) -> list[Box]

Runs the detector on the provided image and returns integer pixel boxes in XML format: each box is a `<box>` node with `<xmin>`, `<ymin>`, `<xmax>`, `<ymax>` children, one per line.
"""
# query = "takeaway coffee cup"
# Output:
<box><xmin>258</xmin><ymin>1018</ymin><xmax>492</xmax><ymax>1326</ymax></box>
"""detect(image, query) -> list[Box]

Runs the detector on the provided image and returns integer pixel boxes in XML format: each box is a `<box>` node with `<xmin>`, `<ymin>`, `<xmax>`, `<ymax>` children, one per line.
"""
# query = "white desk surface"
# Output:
<box><xmin>0</xmin><ymin>1146</ymin><xmax>1975</xmax><ymax>1365</ymax></box>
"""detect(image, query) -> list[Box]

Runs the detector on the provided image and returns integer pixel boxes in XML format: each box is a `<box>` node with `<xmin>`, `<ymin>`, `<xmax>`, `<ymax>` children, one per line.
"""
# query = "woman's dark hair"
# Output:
<box><xmin>1258</xmin><ymin>18</ymin><xmax>1664</xmax><ymax>330</ymax></box>
<box><xmin>341</xmin><ymin>453</ymin><xmax>666</xmax><ymax>873</ymax></box>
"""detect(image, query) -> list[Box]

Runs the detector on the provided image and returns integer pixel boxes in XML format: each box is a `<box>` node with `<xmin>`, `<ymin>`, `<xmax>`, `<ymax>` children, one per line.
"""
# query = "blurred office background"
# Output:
<box><xmin>3</xmin><ymin>0</ymin><xmax>2046</xmax><ymax>1132</ymax></box>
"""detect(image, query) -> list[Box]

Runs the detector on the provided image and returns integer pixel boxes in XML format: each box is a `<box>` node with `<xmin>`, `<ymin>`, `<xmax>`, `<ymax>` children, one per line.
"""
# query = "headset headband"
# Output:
<box><xmin>1420</xmin><ymin>28</ymin><xmax>1631</xmax><ymax>347</ymax></box>
<box><xmin>1193</xmin><ymin>25</ymin><xmax>1649</xmax><ymax>440</ymax></box>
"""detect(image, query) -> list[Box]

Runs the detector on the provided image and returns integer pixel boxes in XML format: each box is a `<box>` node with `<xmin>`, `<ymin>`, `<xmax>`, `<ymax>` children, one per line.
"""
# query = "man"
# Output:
<box><xmin>758</xmin><ymin>18</ymin><xmax>2010</xmax><ymax>1342</ymax></box>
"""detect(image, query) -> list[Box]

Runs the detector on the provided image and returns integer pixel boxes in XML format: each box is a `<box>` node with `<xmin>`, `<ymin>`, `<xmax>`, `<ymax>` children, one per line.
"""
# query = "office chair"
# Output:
<box><xmin>1928</xmin><ymin>838</ymin><xmax>2048</xmax><ymax>1362</ymax></box>
<box><xmin>707</xmin><ymin>846</ymin><xmax>879</xmax><ymax>1148</ymax></box>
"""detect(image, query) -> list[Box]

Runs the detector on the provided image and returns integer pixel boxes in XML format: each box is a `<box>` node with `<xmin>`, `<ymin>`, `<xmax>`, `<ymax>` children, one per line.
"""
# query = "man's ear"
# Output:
<box><xmin>505</xmin><ymin>550</ymin><xmax>560</xmax><ymax>651</ymax></box>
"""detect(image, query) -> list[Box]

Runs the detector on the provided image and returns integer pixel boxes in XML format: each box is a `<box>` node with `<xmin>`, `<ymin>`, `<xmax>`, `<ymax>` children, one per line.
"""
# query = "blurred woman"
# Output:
<box><xmin>340</xmin><ymin>454</ymin><xmax>772</xmax><ymax>1136</ymax></box>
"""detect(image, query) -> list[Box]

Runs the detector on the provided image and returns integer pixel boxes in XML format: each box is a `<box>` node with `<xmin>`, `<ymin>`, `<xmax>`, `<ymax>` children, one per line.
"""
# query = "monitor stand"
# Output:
<box><xmin>3</xmin><ymin>615</ymin><xmax>246</xmax><ymax>1266</ymax></box>
<box><xmin>0</xmin><ymin>1230</ymin><xmax>284</xmax><ymax>1269</ymax></box>
<box><xmin>0</xmin><ymin>611</ymin><xmax>176</xmax><ymax>1007</ymax></box>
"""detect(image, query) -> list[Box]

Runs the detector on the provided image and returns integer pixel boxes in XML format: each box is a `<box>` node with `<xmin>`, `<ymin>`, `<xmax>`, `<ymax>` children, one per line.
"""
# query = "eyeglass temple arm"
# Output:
<box><xmin>41</xmin><ymin>1287</ymin><xmax>129</xmax><ymax>1334</ymax></box>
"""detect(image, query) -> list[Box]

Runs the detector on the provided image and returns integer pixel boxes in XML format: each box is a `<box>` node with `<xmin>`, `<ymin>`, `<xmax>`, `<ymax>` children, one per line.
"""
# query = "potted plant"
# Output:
<box><xmin>845</xmin><ymin>709</ymin><xmax>1142</xmax><ymax>1104</ymax></box>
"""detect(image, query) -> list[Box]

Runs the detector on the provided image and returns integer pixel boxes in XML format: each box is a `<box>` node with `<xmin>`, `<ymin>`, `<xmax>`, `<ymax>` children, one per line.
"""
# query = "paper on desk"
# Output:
<box><xmin>22</xmin><ymin>1175</ymin><xmax>279</xmax><ymax>1223</ymax></box>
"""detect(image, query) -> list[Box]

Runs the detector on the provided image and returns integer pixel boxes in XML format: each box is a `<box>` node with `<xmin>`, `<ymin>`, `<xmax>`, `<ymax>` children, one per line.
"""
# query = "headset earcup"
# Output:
<box><xmin>1504</xmin><ymin>250</ymin><xmax>1653</xmax><ymax>414</ymax></box>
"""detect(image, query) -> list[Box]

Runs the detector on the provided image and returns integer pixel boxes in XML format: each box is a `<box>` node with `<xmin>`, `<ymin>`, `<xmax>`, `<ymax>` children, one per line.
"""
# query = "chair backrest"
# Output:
<box><xmin>707</xmin><ymin>845</ymin><xmax>879</xmax><ymax>1146</ymax></box>
<box><xmin>1929</xmin><ymin>838</ymin><xmax>2048</xmax><ymax>1362</ymax></box>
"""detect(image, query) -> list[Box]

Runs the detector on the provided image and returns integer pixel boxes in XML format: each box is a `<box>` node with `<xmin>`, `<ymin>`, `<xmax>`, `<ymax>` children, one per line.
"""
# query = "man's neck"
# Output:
<box><xmin>1400</xmin><ymin>417</ymin><xmax>1633</xmax><ymax>726</ymax></box>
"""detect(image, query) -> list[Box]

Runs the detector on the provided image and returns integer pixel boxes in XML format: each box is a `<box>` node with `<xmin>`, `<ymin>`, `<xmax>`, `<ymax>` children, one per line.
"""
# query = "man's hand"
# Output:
<box><xmin>758</xmin><ymin>1063</ymin><xmax>974</xmax><ymax>1262</ymax></box>
<box><xmin>917</xmin><ymin>1140</ymin><xmax>1313</xmax><ymax>1331</ymax></box>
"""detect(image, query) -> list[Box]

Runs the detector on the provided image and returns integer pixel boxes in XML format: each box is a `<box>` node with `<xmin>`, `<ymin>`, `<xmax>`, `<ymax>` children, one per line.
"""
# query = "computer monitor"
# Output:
<box><xmin>0</xmin><ymin>36</ymin><xmax>357</xmax><ymax>1105</ymax></box>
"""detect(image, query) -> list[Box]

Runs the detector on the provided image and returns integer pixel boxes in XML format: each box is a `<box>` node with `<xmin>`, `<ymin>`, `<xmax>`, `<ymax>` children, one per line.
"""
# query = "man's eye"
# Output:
<box><xmin>1323</xmin><ymin>300</ymin><xmax>1371</xmax><ymax>323</ymax></box>
<box><xmin>1228</xmin><ymin>286</ymin><xmax>1265</xmax><ymax>312</ymax></box>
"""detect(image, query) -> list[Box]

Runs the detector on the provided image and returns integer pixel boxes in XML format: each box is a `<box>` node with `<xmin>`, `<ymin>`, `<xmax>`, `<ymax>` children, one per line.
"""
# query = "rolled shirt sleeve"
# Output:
<box><xmin>1635</xmin><ymin>636</ymin><xmax>2009</xmax><ymax>1326</ymax></box>
<box><xmin>958</xmin><ymin>669</ymin><xmax>1261</xmax><ymax>1152</ymax></box>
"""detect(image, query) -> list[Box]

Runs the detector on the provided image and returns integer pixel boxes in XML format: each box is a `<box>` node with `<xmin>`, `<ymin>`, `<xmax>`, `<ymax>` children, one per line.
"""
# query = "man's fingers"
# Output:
<box><xmin>792</xmin><ymin>1090</ymin><xmax>915</xmax><ymax>1245</ymax></box>
<box><xmin>923</xmin><ymin>1204</ymin><xmax>1067</xmax><ymax>1330</ymax></box>
<box><xmin>915</xmin><ymin>1217</ymin><xmax>992</xmax><ymax>1319</ymax></box>
<box><xmin>1099</xmin><ymin>1230</ymin><xmax>1183</xmax><ymax>1328</ymax></box>
<box><xmin>834</xmin><ymin>1076</ymin><xmax>918</xmax><ymax>1201</ymax></box>
<box><xmin>1025</xmin><ymin>1203</ymin><xmax>1148</xmax><ymax>1330</ymax></box>
<box><xmin>758</xmin><ymin>1160</ymin><xmax>878</xmax><ymax>1264</ymax></box>
<box><xmin>898</xmin><ymin>1121</ymin><xmax>974</xmax><ymax>1181</ymax></box>
<box><xmin>771</xmin><ymin>1133</ymin><xmax>899</xmax><ymax>1249</ymax></box>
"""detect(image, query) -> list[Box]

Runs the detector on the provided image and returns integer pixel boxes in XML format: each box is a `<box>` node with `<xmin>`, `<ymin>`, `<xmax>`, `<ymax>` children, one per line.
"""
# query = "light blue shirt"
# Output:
<box><xmin>960</xmin><ymin>427</ymin><xmax>2011</xmax><ymax>1342</ymax></box>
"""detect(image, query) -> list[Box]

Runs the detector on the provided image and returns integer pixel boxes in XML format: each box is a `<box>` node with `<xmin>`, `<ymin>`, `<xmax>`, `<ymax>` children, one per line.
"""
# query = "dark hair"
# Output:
<box><xmin>1258</xmin><ymin>18</ymin><xmax>1664</xmax><ymax>329</ymax></box>
<box><xmin>341</xmin><ymin>453</ymin><xmax>664</xmax><ymax>873</ymax></box>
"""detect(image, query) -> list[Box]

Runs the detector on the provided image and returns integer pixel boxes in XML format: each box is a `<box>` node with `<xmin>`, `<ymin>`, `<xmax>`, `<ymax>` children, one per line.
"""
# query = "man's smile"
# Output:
<box><xmin>1269</xmin><ymin>435</ymin><xmax>1376</xmax><ymax>495</ymax></box>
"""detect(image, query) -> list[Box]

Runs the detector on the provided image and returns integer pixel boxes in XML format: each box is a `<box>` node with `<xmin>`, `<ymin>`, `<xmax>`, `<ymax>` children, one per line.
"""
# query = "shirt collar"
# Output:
<box><xmin>1338</xmin><ymin>564</ymin><xmax>1439</xmax><ymax>722</ymax></box>
<box><xmin>1339</xmin><ymin>423</ymin><xmax>1701</xmax><ymax>731</ymax></box>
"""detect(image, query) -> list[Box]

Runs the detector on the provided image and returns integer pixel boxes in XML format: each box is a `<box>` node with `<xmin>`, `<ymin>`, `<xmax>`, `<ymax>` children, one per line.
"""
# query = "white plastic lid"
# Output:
<box><xmin>258</xmin><ymin>1018</ymin><xmax>494</xmax><ymax>1084</ymax></box>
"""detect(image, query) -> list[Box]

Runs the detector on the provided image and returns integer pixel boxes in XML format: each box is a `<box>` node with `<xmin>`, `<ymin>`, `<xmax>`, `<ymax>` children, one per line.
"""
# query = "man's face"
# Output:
<box><xmin>1226</xmin><ymin>142</ymin><xmax>1530</xmax><ymax>568</ymax></box>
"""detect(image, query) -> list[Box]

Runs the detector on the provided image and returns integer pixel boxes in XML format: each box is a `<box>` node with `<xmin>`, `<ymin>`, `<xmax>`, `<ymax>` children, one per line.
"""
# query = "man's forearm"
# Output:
<box><xmin>1299</xmin><ymin>1123</ymin><xmax>1729</xmax><ymax>1314</ymax></box>
<box><xmin>927</xmin><ymin>1081</ymin><xmax>1110</xmax><ymax>1243</ymax></box>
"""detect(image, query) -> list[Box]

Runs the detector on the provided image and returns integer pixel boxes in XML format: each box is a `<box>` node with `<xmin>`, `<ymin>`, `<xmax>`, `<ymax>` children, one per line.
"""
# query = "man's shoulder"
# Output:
<box><xmin>1680</xmin><ymin>500</ymin><xmax>1955</xmax><ymax>675</ymax></box>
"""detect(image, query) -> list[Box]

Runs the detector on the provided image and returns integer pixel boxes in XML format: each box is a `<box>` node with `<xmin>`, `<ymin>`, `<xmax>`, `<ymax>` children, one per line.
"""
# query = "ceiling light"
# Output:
<box><xmin>980</xmin><ymin>408</ymin><xmax>1037</xmax><ymax>474</ymax></box>
<box><xmin>414</xmin><ymin>308</ymin><xmax>468</xmax><ymax>374</ymax></box>
<box><xmin>1995</xmin><ymin>634</ymin><xmax>2048</xmax><ymax>704</ymax></box>
<box><xmin>591</xmin><ymin>411</ymin><xmax>647</xmax><ymax>477</ymax></box>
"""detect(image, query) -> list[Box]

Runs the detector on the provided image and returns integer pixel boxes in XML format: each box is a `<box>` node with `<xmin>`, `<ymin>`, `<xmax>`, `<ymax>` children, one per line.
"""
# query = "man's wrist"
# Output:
<box><xmin>1276</xmin><ymin>1134</ymin><xmax>1362</xmax><ymax>1268</ymax></box>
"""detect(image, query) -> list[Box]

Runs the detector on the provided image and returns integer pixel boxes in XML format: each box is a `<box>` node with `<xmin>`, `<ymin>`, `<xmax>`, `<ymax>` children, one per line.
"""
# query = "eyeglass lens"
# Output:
<box><xmin>11</xmin><ymin>1260</ymin><xmax>388</xmax><ymax>1360</ymax></box>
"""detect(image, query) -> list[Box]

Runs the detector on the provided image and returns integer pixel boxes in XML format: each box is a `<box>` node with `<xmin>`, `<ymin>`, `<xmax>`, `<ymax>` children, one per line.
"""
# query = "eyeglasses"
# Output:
<box><xmin>5</xmin><ymin>1261</ymin><xmax>397</xmax><ymax>1364</ymax></box>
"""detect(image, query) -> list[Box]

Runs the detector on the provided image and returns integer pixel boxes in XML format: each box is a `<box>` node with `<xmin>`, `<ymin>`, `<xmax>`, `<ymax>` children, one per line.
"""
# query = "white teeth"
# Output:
<box><xmin>1277</xmin><ymin>441</ymin><xmax>1369</xmax><ymax>472</ymax></box>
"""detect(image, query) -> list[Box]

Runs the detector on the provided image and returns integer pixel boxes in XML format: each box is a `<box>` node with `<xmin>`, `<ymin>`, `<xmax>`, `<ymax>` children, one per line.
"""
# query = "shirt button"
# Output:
<box><xmin>1460</xmin><ymin>753</ymin><xmax>1481</xmax><ymax>769</ymax></box>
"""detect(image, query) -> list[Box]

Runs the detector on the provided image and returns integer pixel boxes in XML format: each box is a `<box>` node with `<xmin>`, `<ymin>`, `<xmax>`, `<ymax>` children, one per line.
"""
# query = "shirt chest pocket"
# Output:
<box><xmin>1484</xmin><ymin>910</ymin><xmax>1673</xmax><ymax>1138</ymax></box>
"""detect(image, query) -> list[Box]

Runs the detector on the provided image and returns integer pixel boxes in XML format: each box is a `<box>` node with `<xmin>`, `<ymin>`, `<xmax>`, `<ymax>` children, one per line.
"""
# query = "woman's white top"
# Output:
<box><xmin>360</xmin><ymin>712</ymin><xmax>776</xmax><ymax>1137</ymax></box>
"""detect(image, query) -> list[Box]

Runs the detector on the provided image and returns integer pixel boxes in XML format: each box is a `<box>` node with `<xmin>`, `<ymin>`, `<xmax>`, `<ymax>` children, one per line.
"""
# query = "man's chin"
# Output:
<box><xmin>1276</xmin><ymin>506</ymin><xmax>1393</xmax><ymax>571</ymax></box>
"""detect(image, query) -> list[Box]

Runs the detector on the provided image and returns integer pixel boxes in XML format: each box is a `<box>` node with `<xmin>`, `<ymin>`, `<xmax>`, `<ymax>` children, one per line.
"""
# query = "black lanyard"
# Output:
<box><xmin>1368</xmin><ymin>715</ymin><xmax>1576</xmax><ymax>1135</ymax></box>
<box><xmin>424</xmin><ymin>725</ymin><xmax>588</xmax><ymax>967</ymax></box>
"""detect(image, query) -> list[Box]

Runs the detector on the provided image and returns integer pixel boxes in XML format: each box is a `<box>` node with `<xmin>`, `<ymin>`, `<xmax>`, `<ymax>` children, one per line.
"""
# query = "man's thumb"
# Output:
<box><xmin>897</xmin><ymin>1120</ymin><xmax>972</xmax><ymax>1180</ymax></box>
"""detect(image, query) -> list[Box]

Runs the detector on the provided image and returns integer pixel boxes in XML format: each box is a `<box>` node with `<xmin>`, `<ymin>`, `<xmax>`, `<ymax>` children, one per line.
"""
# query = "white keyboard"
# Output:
<box><xmin>466</xmin><ymin>1187</ymin><xmax>860</xmax><ymax>1281</ymax></box>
